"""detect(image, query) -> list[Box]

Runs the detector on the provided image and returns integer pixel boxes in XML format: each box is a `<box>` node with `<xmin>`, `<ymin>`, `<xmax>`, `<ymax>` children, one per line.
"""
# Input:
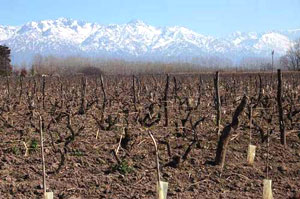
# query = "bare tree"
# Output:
<box><xmin>0</xmin><ymin>45</ymin><xmax>11</xmax><ymax>76</ymax></box>
<box><xmin>280</xmin><ymin>38</ymin><xmax>300</xmax><ymax>70</ymax></box>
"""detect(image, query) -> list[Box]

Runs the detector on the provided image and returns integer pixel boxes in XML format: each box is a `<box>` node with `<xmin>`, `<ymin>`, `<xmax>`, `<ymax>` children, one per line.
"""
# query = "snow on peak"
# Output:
<box><xmin>127</xmin><ymin>19</ymin><xmax>147</xmax><ymax>26</ymax></box>
<box><xmin>0</xmin><ymin>18</ymin><xmax>299</xmax><ymax>64</ymax></box>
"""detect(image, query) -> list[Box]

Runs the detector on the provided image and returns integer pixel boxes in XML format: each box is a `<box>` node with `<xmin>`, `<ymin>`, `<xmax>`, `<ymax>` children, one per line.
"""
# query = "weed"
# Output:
<box><xmin>70</xmin><ymin>149</ymin><xmax>84</xmax><ymax>156</ymax></box>
<box><xmin>30</xmin><ymin>139</ymin><xmax>38</xmax><ymax>153</ymax></box>
<box><xmin>112</xmin><ymin>160</ymin><xmax>133</xmax><ymax>175</ymax></box>
<box><xmin>12</xmin><ymin>146</ymin><xmax>20</xmax><ymax>155</ymax></box>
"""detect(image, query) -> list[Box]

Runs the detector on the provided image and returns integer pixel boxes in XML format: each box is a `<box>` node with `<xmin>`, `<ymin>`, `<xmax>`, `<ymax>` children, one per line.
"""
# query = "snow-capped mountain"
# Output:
<box><xmin>0</xmin><ymin>18</ymin><xmax>299</xmax><ymax>64</ymax></box>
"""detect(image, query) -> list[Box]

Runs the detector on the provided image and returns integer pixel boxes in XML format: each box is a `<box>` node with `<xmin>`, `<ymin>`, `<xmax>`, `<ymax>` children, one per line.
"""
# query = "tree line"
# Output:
<box><xmin>280</xmin><ymin>38</ymin><xmax>300</xmax><ymax>70</ymax></box>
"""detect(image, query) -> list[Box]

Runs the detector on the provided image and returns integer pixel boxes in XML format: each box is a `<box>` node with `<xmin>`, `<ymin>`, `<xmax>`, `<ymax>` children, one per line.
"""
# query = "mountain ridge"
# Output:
<box><xmin>0</xmin><ymin>18</ymin><xmax>299</xmax><ymax>64</ymax></box>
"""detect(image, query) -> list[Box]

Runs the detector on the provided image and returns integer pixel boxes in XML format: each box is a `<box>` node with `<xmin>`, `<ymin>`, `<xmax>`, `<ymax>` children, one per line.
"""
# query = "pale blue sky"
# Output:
<box><xmin>1</xmin><ymin>0</ymin><xmax>300</xmax><ymax>36</ymax></box>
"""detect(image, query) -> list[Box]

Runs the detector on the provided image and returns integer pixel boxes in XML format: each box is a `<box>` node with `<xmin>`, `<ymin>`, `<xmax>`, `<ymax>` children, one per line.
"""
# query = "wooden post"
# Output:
<box><xmin>214</xmin><ymin>71</ymin><xmax>221</xmax><ymax>136</ymax></box>
<box><xmin>163</xmin><ymin>74</ymin><xmax>169</xmax><ymax>127</ymax></box>
<box><xmin>100</xmin><ymin>74</ymin><xmax>107</xmax><ymax>111</ymax></box>
<box><xmin>263</xmin><ymin>130</ymin><xmax>273</xmax><ymax>199</ymax></box>
<box><xmin>18</xmin><ymin>76</ymin><xmax>24</xmax><ymax>104</ymax></box>
<box><xmin>148</xmin><ymin>131</ymin><xmax>160</xmax><ymax>183</ymax></box>
<box><xmin>40</xmin><ymin>116</ymin><xmax>47</xmax><ymax>195</ymax></box>
<box><xmin>247</xmin><ymin>105</ymin><xmax>256</xmax><ymax>165</ymax></box>
<box><xmin>148</xmin><ymin>131</ymin><xmax>168</xmax><ymax>199</ymax></box>
<box><xmin>40</xmin><ymin>116</ymin><xmax>53</xmax><ymax>199</ymax></box>
<box><xmin>136</xmin><ymin>77</ymin><xmax>141</xmax><ymax>103</ymax></box>
<box><xmin>173</xmin><ymin>76</ymin><xmax>178</xmax><ymax>102</ymax></box>
<box><xmin>195</xmin><ymin>76</ymin><xmax>202</xmax><ymax>109</ymax></box>
<box><xmin>2</xmin><ymin>46</ymin><xmax>11</xmax><ymax>100</ymax></box>
<box><xmin>42</xmin><ymin>75</ymin><xmax>46</xmax><ymax>110</ymax></box>
<box><xmin>78</xmin><ymin>76</ymin><xmax>87</xmax><ymax>115</ymax></box>
<box><xmin>132</xmin><ymin>75</ymin><xmax>137</xmax><ymax>111</ymax></box>
<box><xmin>277</xmin><ymin>69</ymin><xmax>286</xmax><ymax>146</ymax></box>
<box><xmin>249</xmin><ymin>105</ymin><xmax>252</xmax><ymax>143</ymax></box>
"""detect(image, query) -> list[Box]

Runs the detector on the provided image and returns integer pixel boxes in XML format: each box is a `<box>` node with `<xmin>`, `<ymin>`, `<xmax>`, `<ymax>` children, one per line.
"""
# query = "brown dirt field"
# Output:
<box><xmin>0</xmin><ymin>72</ymin><xmax>300</xmax><ymax>199</ymax></box>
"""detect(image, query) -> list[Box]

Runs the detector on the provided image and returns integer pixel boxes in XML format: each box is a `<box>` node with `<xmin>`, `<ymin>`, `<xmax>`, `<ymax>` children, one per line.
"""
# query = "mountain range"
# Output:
<box><xmin>0</xmin><ymin>17</ymin><xmax>299</xmax><ymax>64</ymax></box>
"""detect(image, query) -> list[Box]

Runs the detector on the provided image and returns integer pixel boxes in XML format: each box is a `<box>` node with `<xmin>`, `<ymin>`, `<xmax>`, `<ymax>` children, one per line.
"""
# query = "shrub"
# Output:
<box><xmin>78</xmin><ymin>66</ymin><xmax>103</xmax><ymax>76</ymax></box>
<box><xmin>20</xmin><ymin>68</ymin><xmax>27</xmax><ymax>77</ymax></box>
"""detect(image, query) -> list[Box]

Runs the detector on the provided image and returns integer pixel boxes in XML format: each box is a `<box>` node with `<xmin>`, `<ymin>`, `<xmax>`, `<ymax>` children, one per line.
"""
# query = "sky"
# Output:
<box><xmin>0</xmin><ymin>0</ymin><xmax>300</xmax><ymax>37</ymax></box>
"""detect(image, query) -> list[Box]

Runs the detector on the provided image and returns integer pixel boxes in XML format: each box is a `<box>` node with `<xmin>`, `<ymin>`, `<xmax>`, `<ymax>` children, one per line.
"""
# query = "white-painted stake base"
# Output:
<box><xmin>247</xmin><ymin>144</ymin><xmax>256</xmax><ymax>165</ymax></box>
<box><xmin>157</xmin><ymin>181</ymin><xmax>168</xmax><ymax>199</ymax></box>
<box><xmin>44</xmin><ymin>192</ymin><xmax>53</xmax><ymax>199</ymax></box>
<box><xmin>263</xmin><ymin>179</ymin><xmax>273</xmax><ymax>199</ymax></box>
